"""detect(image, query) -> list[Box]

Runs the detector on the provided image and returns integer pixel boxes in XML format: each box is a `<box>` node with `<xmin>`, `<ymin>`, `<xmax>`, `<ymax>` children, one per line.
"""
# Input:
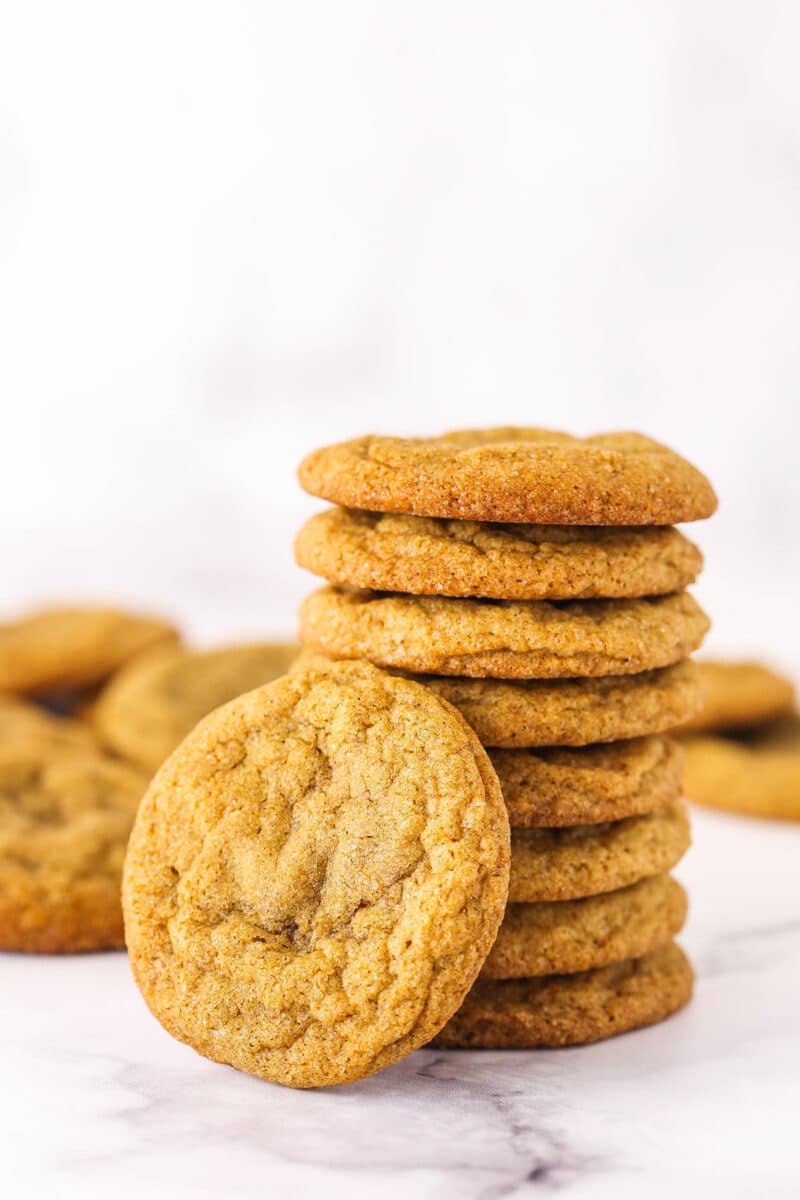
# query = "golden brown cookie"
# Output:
<box><xmin>93</xmin><ymin>641</ymin><xmax>300</xmax><ymax>773</ymax></box>
<box><xmin>679</xmin><ymin>660</ymin><xmax>795</xmax><ymax>734</ymax></box>
<box><xmin>490</xmin><ymin>736</ymin><xmax>684</xmax><ymax>827</ymax></box>
<box><xmin>683</xmin><ymin>716</ymin><xmax>800</xmax><ymax>821</ymax></box>
<box><xmin>123</xmin><ymin>660</ymin><xmax>510</xmax><ymax>1089</ymax></box>
<box><xmin>299</xmin><ymin>587</ymin><xmax>709</xmax><ymax>679</ymax></box>
<box><xmin>0</xmin><ymin>606</ymin><xmax>179</xmax><ymax>695</ymax></box>
<box><xmin>0</xmin><ymin>748</ymin><xmax>147</xmax><ymax>952</ymax></box>
<box><xmin>295</xmin><ymin>509</ymin><xmax>703</xmax><ymax>600</ymax></box>
<box><xmin>293</xmin><ymin>651</ymin><xmax>702</xmax><ymax>747</ymax></box>
<box><xmin>432</xmin><ymin>942</ymin><xmax>693</xmax><ymax>1048</ymax></box>
<box><xmin>298</xmin><ymin>429</ymin><xmax>717</xmax><ymax>525</ymax></box>
<box><xmin>509</xmin><ymin>801</ymin><xmax>690</xmax><ymax>902</ymax></box>
<box><xmin>0</xmin><ymin>696</ymin><xmax>99</xmax><ymax>755</ymax></box>
<box><xmin>482</xmin><ymin>874</ymin><xmax>687</xmax><ymax>979</ymax></box>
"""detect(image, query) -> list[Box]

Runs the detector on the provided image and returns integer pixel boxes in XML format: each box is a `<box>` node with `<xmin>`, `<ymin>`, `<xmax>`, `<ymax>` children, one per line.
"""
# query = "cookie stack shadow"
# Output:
<box><xmin>296</xmin><ymin>428</ymin><xmax>717</xmax><ymax>1049</ymax></box>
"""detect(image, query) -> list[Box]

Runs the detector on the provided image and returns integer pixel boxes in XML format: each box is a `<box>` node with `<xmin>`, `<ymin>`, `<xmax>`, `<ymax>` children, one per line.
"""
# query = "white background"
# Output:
<box><xmin>1</xmin><ymin>1</ymin><xmax>798</xmax><ymax>674</ymax></box>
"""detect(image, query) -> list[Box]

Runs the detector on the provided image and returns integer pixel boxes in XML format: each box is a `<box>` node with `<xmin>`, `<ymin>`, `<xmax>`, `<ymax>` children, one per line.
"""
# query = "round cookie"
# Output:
<box><xmin>298</xmin><ymin>429</ymin><xmax>717</xmax><ymax>525</ymax></box>
<box><xmin>300</xmin><ymin>587</ymin><xmax>709</xmax><ymax>679</ymax></box>
<box><xmin>679</xmin><ymin>660</ymin><xmax>795</xmax><ymax>734</ymax></box>
<box><xmin>0</xmin><ymin>748</ymin><xmax>148</xmax><ymax>952</ymax></box>
<box><xmin>123</xmin><ymin>660</ymin><xmax>510</xmax><ymax>1089</ymax></box>
<box><xmin>683</xmin><ymin>716</ymin><xmax>800</xmax><ymax>821</ymax></box>
<box><xmin>0</xmin><ymin>606</ymin><xmax>179</xmax><ymax>695</ymax></box>
<box><xmin>481</xmin><ymin>874</ymin><xmax>687</xmax><ymax>979</ymax></box>
<box><xmin>93</xmin><ymin>641</ymin><xmax>300</xmax><ymax>773</ymax></box>
<box><xmin>295</xmin><ymin>509</ymin><xmax>703</xmax><ymax>600</ymax></box>
<box><xmin>293</xmin><ymin>652</ymin><xmax>703</xmax><ymax>747</ymax></box>
<box><xmin>509</xmin><ymin>801</ymin><xmax>690</xmax><ymax>902</ymax></box>
<box><xmin>432</xmin><ymin>942</ymin><xmax>694</xmax><ymax>1048</ymax></box>
<box><xmin>0</xmin><ymin>696</ymin><xmax>99</xmax><ymax>755</ymax></box>
<box><xmin>490</xmin><ymin>736</ymin><xmax>684</xmax><ymax>827</ymax></box>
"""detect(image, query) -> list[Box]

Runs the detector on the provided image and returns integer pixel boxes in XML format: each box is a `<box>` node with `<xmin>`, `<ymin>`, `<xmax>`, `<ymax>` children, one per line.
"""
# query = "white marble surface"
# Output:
<box><xmin>3</xmin><ymin>805</ymin><xmax>799</xmax><ymax>1199</ymax></box>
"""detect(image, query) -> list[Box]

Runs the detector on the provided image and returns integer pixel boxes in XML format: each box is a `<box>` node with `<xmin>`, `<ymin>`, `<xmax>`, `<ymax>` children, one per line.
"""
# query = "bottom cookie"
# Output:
<box><xmin>432</xmin><ymin>942</ymin><xmax>693</xmax><ymax>1048</ymax></box>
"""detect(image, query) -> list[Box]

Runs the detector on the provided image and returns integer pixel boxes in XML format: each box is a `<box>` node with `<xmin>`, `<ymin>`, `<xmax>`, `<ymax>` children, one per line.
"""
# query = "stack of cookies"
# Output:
<box><xmin>295</xmin><ymin>428</ymin><xmax>717</xmax><ymax>1049</ymax></box>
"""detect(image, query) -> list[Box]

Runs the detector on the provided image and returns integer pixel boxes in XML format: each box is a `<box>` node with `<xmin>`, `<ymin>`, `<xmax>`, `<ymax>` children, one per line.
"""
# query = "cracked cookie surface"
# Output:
<box><xmin>292</xmin><ymin>652</ymin><xmax>702</xmax><ymax>747</ymax></box>
<box><xmin>123</xmin><ymin>660</ymin><xmax>510</xmax><ymax>1088</ymax></box>
<box><xmin>509</xmin><ymin>801</ymin><xmax>690</xmax><ymax>902</ymax></box>
<box><xmin>432</xmin><ymin>942</ymin><xmax>693</xmax><ymax>1048</ymax></box>
<box><xmin>296</xmin><ymin>509</ymin><xmax>703</xmax><ymax>600</ymax></box>
<box><xmin>0</xmin><ymin>606</ymin><xmax>179</xmax><ymax>695</ymax></box>
<box><xmin>679</xmin><ymin>660</ymin><xmax>795</xmax><ymax>734</ymax></box>
<box><xmin>94</xmin><ymin>641</ymin><xmax>300</xmax><ymax>772</ymax></box>
<box><xmin>300</xmin><ymin>587</ymin><xmax>709</xmax><ymax>679</ymax></box>
<box><xmin>0</xmin><ymin>748</ymin><xmax>148</xmax><ymax>952</ymax></box>
<box><xmin>490</xmin><ymin>736</ymin><xmax>684</xmax><ymax>827</ymax></box>
<box><xmin>298</xmin><ymin>429</ymin><xmax>717</xmax><ymax>525</ymax></box>
<box><xmin>482</xmin><ymin>874</ymin><xmax>687</xmax><ymax>978</ymax></box>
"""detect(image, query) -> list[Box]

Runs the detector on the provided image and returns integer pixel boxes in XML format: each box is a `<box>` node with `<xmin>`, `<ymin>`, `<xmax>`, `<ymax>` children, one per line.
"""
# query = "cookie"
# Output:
<box><xmin>679</xmin><ymin>660</ymin><xmax>795</xmax><ymax>734</ymax></box>
<box><xmin>299</xmin><ymin>587</ymin><xmax>709</xmax><ymax>679</ymax></box>
<box><xmin>432</xmin><ymin>942</ymin><xmax>693</xmax><ymax>1048</ymax></box>
<box><xmin>298</xmin><ymin>429</ymin><xmax>717</xmax><ymax>525</ymax></box>
<box><xmin>0</xmin><ymin>696</ymin><xmax>99</xmax><ymax>755</ymax></box>
<box><xmin>93</xmin><ymin>641</ymin><xmax>300</xmax><ymax>773</ymax></box>
<box><xmin>509</xmin><ymin>801</ymin><xmax>690</xmax><ymax>902</ymax></box>
<box><xmin>0</xmin><ymin>748</ymin><xmax>147</xmax><ymax>952</ymax></box>
<box><xmin>295</xmin><ymin>509</ymin><xmax>703</xmax><ymax>600</ymax></box>
<box><xmin>0</xmin><ymin>606</ymin><xmax>179</xmax><ymax>695</ymax></box>
<box><xmin>683</xmin><ymin>716</ymin><xmax>800</xmax><ymax>821</ymax></box>
<box><xmin>490</xmin><ymin>736</ymin><xmax>684</xmax><ymax>827</ymax></box>
<box><xmin>123</xmin><ymin>659</ymin><xmax>510</xmax><ymax>1089</ymax></box>
<box><xmin>293</xmin><ymin>651</ymin><xmax>702</xmax><ymax>747</ymax></box>
<box><xmin>482</xmin><ymin>874</ymin><xmax>687</xmax><ymax>979</ymax></box>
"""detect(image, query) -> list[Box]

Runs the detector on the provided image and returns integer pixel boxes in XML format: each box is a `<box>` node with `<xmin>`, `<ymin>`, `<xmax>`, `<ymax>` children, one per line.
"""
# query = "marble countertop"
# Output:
<box><xmin>2</xmin><ymin>806</ymin><xmax>798</xmax><ymax>1200</ymax></box>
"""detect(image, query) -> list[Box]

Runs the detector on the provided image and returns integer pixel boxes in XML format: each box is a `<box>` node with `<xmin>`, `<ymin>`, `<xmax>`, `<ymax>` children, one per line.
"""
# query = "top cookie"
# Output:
<box><xmin>295</xmin><ymin>509</ymin><xmax>703</xmax><ymax>600</ymax></box>
<box><xmin>93</xmin><ymin>641</ymin><xmax>300</xmax><ymax>772</ymax></box>
<box><xmin>0</xmin><ymin>606</ymin><xmax>179</xmax><ymax>695</ymax></box>
<box><xmin>298</xmin><ymin>429</ymin><xmax>717</xmax><ymax>525</ymax></box>
<box><xmin>679</xmin><ymin>660</ymin><xmax>795</xmax><ymax>734</ymax></box>
<box><xmin>123</xmin><ymin>659</ymin><xmax>510</xmax><ymax>1088</ymax></box>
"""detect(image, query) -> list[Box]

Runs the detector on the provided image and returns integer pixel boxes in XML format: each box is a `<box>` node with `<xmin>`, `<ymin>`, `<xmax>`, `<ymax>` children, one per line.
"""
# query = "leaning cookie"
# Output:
<box><xmin>432</xmin><ymin>943</ymin><xmax>694</xmax><ymax>1048</ymax></box>
<box><xmin>296</xmin><ymin>509</ymin><xmax>703</xmax><ymax>600</ymax></box>
<box><xmin>0</xmin><ymin>748</ymin><xmax>147</xmax><ymax>952</ymax></box>
<box><xmin>93</xmin><ymin>641</ymin><xmax>300</xmax><ymax>773</ymax></box>
<box><xmin>298</xmin><ymin>429</ymin><xmax>717</xmax><ymax>525</ymax></box>
<box><xmin>683</xmin><ymin>715</ymin><xmax>800</xmax><ymax>821</ymax></box>
<box><xmin>123</xmin><ymin>660</ymin><xmax>510</xmax><ymax>1089</ymax></box>
<box><xmin>0</xmin><ymin>606</ymin><xmax>179</xmax><ymax>695</ymax></box>
<box><xmin>299</xmin><ymin>587</ymin><xmax>710</xmax><ymax>679</ymax></box>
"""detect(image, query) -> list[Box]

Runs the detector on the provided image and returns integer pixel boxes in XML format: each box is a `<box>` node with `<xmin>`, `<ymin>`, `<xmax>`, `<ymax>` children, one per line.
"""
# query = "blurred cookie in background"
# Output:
<box><xmin>679</xmin><ymin>660</ymin><xmax>795</xmax><ymax>734</ymax></box>
<box><xmin>0</xmin><ymin>695</ymin><xmax>99</xmax><ymax>755</ymax></box>
<box><xmin>0</xmin><ymin>746</ymin><xmax>148</xmax><ymax>952</ymax></box>
<box><xmin>683</xmin><ymin>715</ymin><xmax>800</xmax><ymax>822</ymax></box>
<box><xmin>92</xmin><ymin>641</ymin><xmax>300</xmax><ymax>773</ymax></box>
<box><xmin>0</xmin><ymin>606</ymin><xmax>180</xmax><ymax>696</ymax></box>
